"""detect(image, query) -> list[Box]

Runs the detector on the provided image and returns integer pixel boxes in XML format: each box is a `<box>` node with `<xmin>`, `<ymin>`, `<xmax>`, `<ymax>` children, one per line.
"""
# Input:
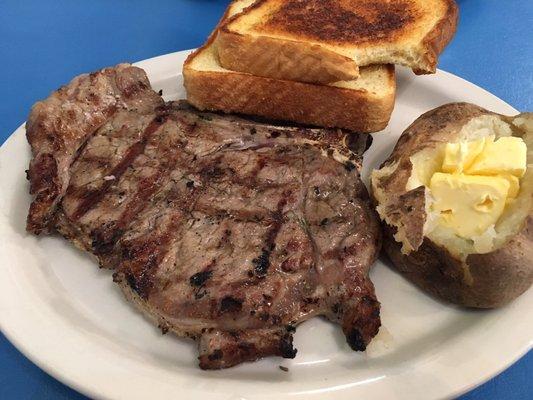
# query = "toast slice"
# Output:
<box><xmin>183</xmin><ymin>43</ymin><xmax>395</xmax><ymax>132</ymax></box>
<box><xmin>216</xmin><ymin>0</ymin><xmax>458</xmax><ymax>84</ymax></box>
<box><xmin>183</xmin><ymin>0</ymin><xmax>395</xmax><ymax>132</ymax></box>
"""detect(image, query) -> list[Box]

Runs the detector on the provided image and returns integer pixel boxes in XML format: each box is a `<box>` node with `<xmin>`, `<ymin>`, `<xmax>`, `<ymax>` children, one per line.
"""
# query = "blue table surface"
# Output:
<box><xmin>1</xmin><ymin>0</ymin><xmax>531</xmax><ymax>399</ymax></box>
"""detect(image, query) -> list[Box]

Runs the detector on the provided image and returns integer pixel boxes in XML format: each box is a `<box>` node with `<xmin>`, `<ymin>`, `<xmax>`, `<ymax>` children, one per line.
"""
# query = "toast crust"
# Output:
<box><xmin>218</xmin><ymin>0</ymin><xmax>458</xmax><ymax>83</ymax></box>
<box><xmin>416</xmin><ymin>0</ymin><xmax>458</xmax><ymax>74</ymax></box>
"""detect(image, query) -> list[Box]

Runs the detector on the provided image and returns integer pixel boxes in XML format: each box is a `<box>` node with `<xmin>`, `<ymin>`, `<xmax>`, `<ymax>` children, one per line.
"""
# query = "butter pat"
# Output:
<box><xmin>442</xmin><ymin>138</ymin><xmax>486</xmax><ymax>173</ymax></box>
<box><xmin>466</xmin><ymin>136</ymin><xmax>527</xmax><ymax>177</ymax></box>
<box><xmin>498</xmin><ymin>173</ymin><xmax>520</xmax><ymax>198</ymax></box>
<box><xmin>429</xmin><ymin>173</ymin><xmax>510</xmax><ymax>238</ymax></box>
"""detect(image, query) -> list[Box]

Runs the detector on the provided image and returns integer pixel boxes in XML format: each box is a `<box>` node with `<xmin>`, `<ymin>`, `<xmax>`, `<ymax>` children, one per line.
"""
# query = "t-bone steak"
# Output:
<box><xmin>25</xmin><ymin>63</ymin><xmax>382</xmax><ymax>369</ymax></box>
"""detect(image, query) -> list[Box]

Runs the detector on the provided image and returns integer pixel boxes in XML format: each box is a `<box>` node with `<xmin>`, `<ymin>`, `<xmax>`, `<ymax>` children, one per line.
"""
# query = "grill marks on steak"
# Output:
<box><xmin>72</xmin><ymin>115</ymin><xmax>168</xmax><ymax>220</ymax></box>
<box><xmin>26</xmin><ymin>64</ymin><xmax>163</xmax><ymax>234</ymax></box>
<box><xmin>60</xmin><ymin>108</ymin><xmax>190</xmax><ymax>256</ymax></box>
<box><xmin>26</xmin><ymin>64</ymin><xmax>381</xmax><ymax>369</ymax></box>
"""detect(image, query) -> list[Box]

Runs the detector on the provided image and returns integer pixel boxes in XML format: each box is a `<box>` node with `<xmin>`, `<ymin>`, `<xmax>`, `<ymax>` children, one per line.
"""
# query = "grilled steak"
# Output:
<box><xmin>26</xmin><ymin>64</ymin><xmax>381</xmax><ymax>369</ymax></box>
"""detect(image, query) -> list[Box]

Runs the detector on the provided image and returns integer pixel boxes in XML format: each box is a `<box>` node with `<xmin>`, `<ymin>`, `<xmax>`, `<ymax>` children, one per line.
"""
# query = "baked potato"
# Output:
<box><xmin>371</xmin><ymin>103</ymin><xmax>532</xmax><ymax>308</ymax></box>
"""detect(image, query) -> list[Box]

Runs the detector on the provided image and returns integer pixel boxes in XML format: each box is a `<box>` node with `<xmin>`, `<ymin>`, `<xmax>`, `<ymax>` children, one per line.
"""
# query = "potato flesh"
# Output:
<box><xmin>406</xmin><ymin>146</ymin><xmax>444</xmax><ymax>190</ymax></box>
<box><xmin>372</xmin><ymin>113</ymin><xmax>532</xmax><ymax>258</ymax></box>
<box><xmin>409</xmin><ymin>116</ymin><xmax>529</xmax><ymax>256</ymax></box>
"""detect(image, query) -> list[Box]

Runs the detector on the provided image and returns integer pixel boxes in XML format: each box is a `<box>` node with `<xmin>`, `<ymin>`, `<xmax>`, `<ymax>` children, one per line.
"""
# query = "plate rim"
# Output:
<box><xmin>0</xmin><ymin>49</ymin><xmax>531</xmax><ymax>400</ymax></box>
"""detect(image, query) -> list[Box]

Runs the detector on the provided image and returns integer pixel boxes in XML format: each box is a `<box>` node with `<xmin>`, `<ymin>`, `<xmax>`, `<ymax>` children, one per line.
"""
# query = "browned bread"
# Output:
<box><xmin>183</xmin><ymin>0</ymin><xmax>396</xmax><ymax>133</ymax></box>
<box><xmin>183</xmin><ymin>43</ymin><xmax>395</xmax><ymax>132</ymax></box>
<box><xmin>216</xmin><ymin>0</ymin><xmax>458</xmax><ymax>83</ymax></box>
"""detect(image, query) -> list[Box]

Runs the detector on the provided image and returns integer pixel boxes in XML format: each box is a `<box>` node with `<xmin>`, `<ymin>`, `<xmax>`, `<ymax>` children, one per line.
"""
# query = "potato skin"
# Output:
<box><xmin>383</xmin><ymin>217</ymin><xmax>533</xmax><ymax>308</ymax></box>
<box><xmin>374</xmin><ymin>103</ymin><xmax>533</xmax><ymax>308</ymax></box>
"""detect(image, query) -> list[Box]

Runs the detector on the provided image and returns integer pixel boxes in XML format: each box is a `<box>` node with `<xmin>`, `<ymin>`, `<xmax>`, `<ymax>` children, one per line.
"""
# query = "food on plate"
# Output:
<box><xmin>26</xmin><ymin>64</ymin><xmax>382</xmax><ymax>369</ymax></box>
<box><xmin>184</xmin><ymin>44</ymin><xmax>395</xmax><ymax>133</ymax></box>
<box><xmin>184</xmin><ymin>0</ymin><xmax>395</xmax><ymax>133</ymax></box>
<box><xmin>215</xmin><ymin>0</ymin><xmax>458</xmax><ymax>84</ymax></box>
<box><xmin>371</xmin><ymin>103</ymin><xmax>533</xmax><ymax>308</ymax></box>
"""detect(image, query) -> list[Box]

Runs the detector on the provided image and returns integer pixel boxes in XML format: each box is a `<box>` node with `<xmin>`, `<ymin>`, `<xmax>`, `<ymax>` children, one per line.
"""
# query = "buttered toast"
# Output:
<box><xmin>183</xmin><ymin>0</ymin><xmax>396</xmax><ymax>133</ymax></box>
<box><xmin>216</xmin><ymin>0</ymin><xmax>458</xmax><ymax>83</ymax></box>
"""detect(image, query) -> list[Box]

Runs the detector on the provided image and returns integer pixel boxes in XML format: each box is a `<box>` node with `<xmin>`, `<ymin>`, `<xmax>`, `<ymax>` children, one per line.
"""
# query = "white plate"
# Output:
<box><xmin>0</xmin><ymin>50</ymin><xmax>531</xmax><ymax>400</ymax></box>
